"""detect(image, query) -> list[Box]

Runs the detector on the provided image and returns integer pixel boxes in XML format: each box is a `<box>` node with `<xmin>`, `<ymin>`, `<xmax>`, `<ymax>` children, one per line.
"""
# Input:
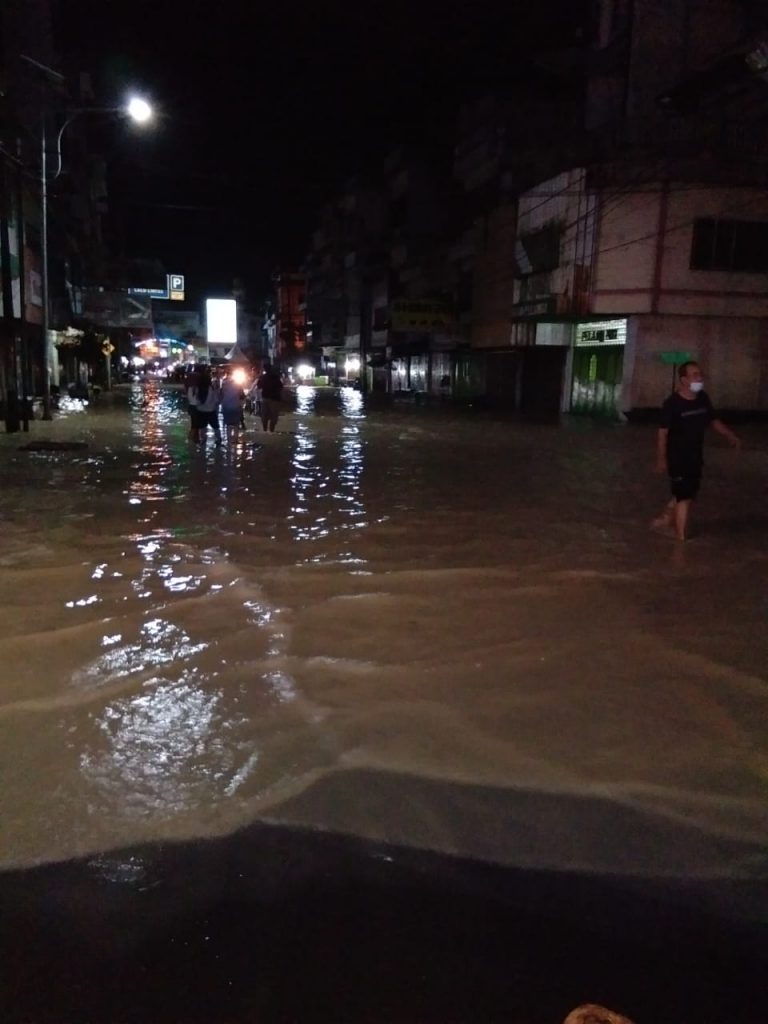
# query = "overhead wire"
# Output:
<box><xmin>515</xmin><ymin>153</ymin><xmax>768</xmax><ymax>273</ymax></box>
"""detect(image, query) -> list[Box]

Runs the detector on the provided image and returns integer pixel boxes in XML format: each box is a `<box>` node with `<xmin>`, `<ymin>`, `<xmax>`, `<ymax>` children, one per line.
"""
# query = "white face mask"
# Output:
<box><xmin>689</xmin><ymin>381</ymin><xmax>704</xmax><ymax>393</ymax></box>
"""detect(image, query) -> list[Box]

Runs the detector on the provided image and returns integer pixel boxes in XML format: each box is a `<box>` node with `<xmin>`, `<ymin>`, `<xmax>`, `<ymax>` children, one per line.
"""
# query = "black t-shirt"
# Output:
<box><xmin>660</xmin><ymin>391</ymin><xmax>716</xmax><ymax>474</ymax></box>
<box><xmin>258</xmin><ymin>372</ymin><xmax>283</xmax><ymax>401</ymax></box>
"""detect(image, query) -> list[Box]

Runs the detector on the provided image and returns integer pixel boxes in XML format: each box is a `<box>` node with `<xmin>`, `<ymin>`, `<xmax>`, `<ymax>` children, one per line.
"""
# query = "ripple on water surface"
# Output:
<box><xmin>0</xmin><ymin>383</ymin><xmax>767</xmax><ymax>880</ymax></box>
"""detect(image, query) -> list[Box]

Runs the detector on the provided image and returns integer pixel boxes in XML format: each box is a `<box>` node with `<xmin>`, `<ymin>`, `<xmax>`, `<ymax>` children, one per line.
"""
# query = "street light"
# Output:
<box><xmin>30</xmin><ymin>74</ymin><xmax>155</xmax><ymax>418</ymax></box>
<box><xmin>126</xmin><ymin>97</ymin><xmax>153</xmax><ymax>124</ymax></box>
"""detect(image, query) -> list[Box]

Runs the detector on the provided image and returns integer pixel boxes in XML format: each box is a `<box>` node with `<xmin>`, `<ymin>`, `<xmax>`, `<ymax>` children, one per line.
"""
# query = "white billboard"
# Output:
<box><xmin>206</xmin><ymin>298</ymin><xmax>237</xmax><ymax>348</ymax></box>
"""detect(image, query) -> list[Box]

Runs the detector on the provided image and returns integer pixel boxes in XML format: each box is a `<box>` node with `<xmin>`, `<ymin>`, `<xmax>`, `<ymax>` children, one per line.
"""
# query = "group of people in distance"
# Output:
<box><xmin>184</xmin><ymin>356</ymin><xmax>738</xmax><ymax>541</ymax></box>
<box><xmin>186</xmin><ymin>363</ymin><xmax>284</xmax><ymax>446</ymax></box>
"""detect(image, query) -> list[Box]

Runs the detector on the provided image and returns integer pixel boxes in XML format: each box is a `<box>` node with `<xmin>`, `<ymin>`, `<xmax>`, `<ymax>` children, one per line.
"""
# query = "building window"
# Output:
<box><xmin>514</xmin><ymin>223</ymin><xmax>562</xmax><ymax>276</ymax></box>
<box><xmin>690</xmin><ymin>218</ymin><xmax>768</xmax><ymax>273</ymax></box>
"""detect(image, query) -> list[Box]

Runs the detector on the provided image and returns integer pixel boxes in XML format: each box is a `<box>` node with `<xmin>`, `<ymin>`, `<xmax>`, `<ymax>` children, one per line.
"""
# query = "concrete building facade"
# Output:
<box><xmin>512</xmin><ymin>168</ymin><xmax>768</xmax><ymax>418</ymax></box>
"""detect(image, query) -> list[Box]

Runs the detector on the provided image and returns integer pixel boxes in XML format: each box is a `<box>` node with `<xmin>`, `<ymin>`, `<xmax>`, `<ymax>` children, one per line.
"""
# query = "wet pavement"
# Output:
<box><xmin>0</xmin><ymin>382</ymin><xmax>766</xmax><ymax>1021</ymax></box>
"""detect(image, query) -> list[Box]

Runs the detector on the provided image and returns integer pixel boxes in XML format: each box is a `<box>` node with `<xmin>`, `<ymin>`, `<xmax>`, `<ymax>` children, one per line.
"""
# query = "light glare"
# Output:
<box><xmin>127</xmin><ymin>97</ymin><xmax>152</xmax><ymax>124</ymax></box>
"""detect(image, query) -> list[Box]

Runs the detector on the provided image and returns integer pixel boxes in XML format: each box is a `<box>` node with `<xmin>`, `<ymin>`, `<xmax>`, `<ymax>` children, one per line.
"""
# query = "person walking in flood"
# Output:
<box><xmin>220</xmin><ymin>370</ymin><xmax>246</xmax><ymax>445</ymax></box>
<box><xmin>257</xmin><ymin>363</ymin><xmax>283</xmax><ymax>433</ymax></box>
<box><xmin>188</xmin><ymin>365</ymin><xmax>222</xmax><ymax>446</ymax></box>
<box><xmin>185</xmin><ymin>365</ymin><xmax>201</xmax><ymax>439</ymax></box>
<box><xmin>653</xmin><ymin>361</ymin><xmax>740</xmax><ymax>540</ymax></box>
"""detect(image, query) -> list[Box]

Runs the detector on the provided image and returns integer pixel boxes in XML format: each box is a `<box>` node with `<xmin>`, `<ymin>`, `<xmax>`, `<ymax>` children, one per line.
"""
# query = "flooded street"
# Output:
<box><xmin>1</xmin><ymin>382</ymin><xmax>767</xmax><ymax>883</ymax></box>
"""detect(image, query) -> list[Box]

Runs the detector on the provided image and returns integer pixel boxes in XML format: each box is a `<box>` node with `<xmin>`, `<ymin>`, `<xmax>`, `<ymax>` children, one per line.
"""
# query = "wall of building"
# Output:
<box><xmin>514</xmin><ymin>173</ymin><xmax>768</xmax><ymax>416</ymax></box>
<box><xmin>625</xmin><ymin>313</ymin><xmax>768</xmax><ymax>411</ymax></box>
<box><xmin>658</xmin><ymin>187</ymin><xmax>768</xmax><ymax>317</ymax></box>
<box><xmin>591</xmin><ymin>186</ymin><xmax>662</xmax><ymax>312</ymax></box>
<box><xmin>593</xmin><ymin>184</ymin><xmax>768</xmax><ymax>319</ymax></box>
<box><xmin>470</xmin><ymin>204</ymin><xmax>516</xmax><ymax>349</ymax></box>
<box><xmin>514</xmin><ymin>168</ymin><xmax>598</xmax><ymax>316</ymax></box>
<box><xmin>626</xmin><ymin>0</ymin><xmax>744</xmax><ymax>132</ymax></box>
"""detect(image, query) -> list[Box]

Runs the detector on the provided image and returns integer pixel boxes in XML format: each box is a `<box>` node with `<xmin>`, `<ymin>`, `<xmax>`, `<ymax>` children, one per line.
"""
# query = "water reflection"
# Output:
<box><xmin>294</xmin><ymin>385</ymin><xmax>316</xmax><ymax>417</ymax></box>
<box><xmin>288</xmin><ymin>422</ymin><xmax>329</xmax><ymax>541</ymax></box>
<box><xmin>335</xmin><ymin>425</ymin><xmax>366</xmax><ymax>529</ymax></box>
<box><xmin>340</xmin><ymin>386</ymin><xmax>365</xmax><ymax>419</ymax></box>
<box><xmin>56</xmin><ymin>396</ymin><xmax>90</xmax><ymax>417</ymax></box>
<box><xmin>126</xmin><ymin>383</ymin><xmax>174</xmax><ymax>504</ymax></box>
<box><xmin>286</xmin><ymin>387</ymin><xmax>368</xmax><ymax>545</ymax></box>
<box><xmin>73</xmin><ymin>618</ymin><xmax>208</xmax><ymax>688</ymax></box>
<box><xmin>80</xmin><ymin>670</ymin><xmax>249</xmax><ymax>817</ymax></box>
<box><xmin>125</xmin><ymin>382</ymin><xmax>193</xmax><ymax>505</ymax></box>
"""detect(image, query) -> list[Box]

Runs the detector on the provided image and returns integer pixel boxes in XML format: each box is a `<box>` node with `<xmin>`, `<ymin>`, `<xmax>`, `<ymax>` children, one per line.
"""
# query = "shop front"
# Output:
<box><xmin>570</xmin><ymin>318</ymin><xmax>627</xmax><ymax>418</ymax></box>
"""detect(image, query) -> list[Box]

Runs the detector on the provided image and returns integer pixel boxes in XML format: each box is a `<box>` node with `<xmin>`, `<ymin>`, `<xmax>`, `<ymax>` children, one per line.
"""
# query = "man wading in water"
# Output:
<box><xmin>653</xmin><ymin>361</ymin><xmax>740</xmax><ymax>541</ymax></box>
<box><xmin>257</xmin><ymin>363</ymin><xmax>283</xmax><ymax>433</ymax></box>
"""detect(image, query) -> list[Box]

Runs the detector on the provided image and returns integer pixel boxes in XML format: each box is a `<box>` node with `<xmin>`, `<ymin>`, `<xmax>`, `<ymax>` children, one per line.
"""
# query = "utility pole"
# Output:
<box><xmin>0</xmin><ymin>151</ymin><xmax>21</xmax><ymax>432</ymax></box>
<box><xmin>20</xmin><ymin>55</ymin><xmax>66</xmax><ymax>421</ymax></box>
<box><xmin>40</xmin><ymin>113</ymin><xmax>53</xmax><ymax>419</ymax></box>
<box><xmin>359</xmin><ymin>274</ymin><xmax>370</xmax><ymax>396</ymax></box>
<box><xmin>16</xmin><ymin>139</ymin><xmax>29</xmax><ymax>431</ymax></box>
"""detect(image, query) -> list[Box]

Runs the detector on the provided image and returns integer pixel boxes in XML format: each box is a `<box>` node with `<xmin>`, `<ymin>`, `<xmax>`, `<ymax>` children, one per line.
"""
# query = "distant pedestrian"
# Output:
<box><xmin>220</xmin><ymin>371</ymin><xmax>246</xmax><ymax>444</ymax></box>
<box><xmin>188</xmin><ymin>366</ymin><xmax>222</xmax><ymax>446</ymax></box>
<box><xmin>248</xmin><ymin>377</ymin><xmax>263</xmax><ymax>419</ymax></box>
<box><xmin>652</xmin><ymin>361</ymin><xmax>740</xmax><ymax>540</ymax></box>
<box><xmin>186</xmin><ymin>367</ymin><xmax>201</xmax><ymax>438</ymax></box>
<box><xmin>257</xmin><ymin>363</ymin><xmax>283</xmax><ymax>432</ymax></box>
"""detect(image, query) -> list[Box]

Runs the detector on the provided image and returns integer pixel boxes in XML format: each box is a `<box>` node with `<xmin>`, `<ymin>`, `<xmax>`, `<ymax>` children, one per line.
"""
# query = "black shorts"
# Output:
<box><xmin>195</xmin><ymin>410</ymin><xmax>220</xmax><ymax>430</ymax></box>
<box><xmin>669</xmin><ymin>474</ymin><xmax>701</xmax><ymax>502</ymax></box>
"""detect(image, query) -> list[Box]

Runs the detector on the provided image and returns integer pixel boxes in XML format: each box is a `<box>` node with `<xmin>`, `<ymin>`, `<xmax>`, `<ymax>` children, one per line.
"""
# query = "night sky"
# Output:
<box><xmin>57</xmin><ymin>0</ymin><xmax>588</xmax><ymax>303</ymax></box>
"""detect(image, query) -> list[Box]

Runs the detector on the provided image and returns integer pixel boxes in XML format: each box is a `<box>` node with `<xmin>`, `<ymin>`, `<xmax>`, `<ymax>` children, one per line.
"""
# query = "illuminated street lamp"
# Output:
<box><xmin>21</xmin><ymin>56</ymin><xmax>155</xmax><ymax>418</ymax></box>
<box><xmin>40</xmin><ymin>95</ymin><xmax>155</xmax><ymax>416</ymax></box>
<box><xmin>126</xmin><ymin>97</ymin><xmax>153</xmax><ymax>124</ymax></box>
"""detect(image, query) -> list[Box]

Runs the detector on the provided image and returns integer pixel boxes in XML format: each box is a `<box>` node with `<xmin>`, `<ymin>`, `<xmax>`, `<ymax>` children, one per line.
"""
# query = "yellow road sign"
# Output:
<box><xmin>102</xmin><ymin>341</ymin><xmax>115</xmax><ymax>356</ymax></box>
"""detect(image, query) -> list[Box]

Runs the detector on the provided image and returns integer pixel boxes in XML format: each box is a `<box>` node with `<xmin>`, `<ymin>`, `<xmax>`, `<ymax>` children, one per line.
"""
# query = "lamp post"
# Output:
<box><xmin>20</xmin><ymin>61</ymin><xmax>155</xmax><ymax>418</ymax></box>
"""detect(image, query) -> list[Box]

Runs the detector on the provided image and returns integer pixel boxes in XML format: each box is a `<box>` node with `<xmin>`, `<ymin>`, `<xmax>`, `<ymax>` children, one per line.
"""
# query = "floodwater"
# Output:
<box><xmin>1</xmin><ymin>382</ymin><xmax>767</xmax><ymax>887</ymax></box>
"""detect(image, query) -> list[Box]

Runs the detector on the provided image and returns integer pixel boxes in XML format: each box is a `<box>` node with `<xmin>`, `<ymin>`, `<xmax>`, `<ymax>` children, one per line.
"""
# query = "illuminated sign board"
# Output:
<box><xmin>129</xmin><ymin>280</ymin><xmax>169</xmax><ymax>300</ymax></box>
<box><xmin>390</xmin><ymin>300</ymin><xmax>454</xmax><ymax>333</ymax></box>
<box><xmin>206</xmin><ymin>298</ymin><xmax>237</xmax><ymax>347</ymax></box>
<box><xmin>128</xmin><ymin>273</ymin><xmax>185</xmax><ymax>301</ymax></box>
<box><xmin>575</xmin><ymin>319</ymin><xmax>627</xmax><ymax>347</ymax></box>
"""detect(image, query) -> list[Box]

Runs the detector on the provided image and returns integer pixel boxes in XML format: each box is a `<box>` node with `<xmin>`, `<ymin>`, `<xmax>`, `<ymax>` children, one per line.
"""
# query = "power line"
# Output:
<box><xmin>594</xmin><ymin>190</ymin><xmax>765</xmax><ymax>258</ymax></box>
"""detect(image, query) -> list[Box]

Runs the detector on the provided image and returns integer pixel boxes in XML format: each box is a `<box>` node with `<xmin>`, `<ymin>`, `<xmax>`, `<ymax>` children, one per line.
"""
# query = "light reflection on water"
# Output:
<box><xmin>72</xmin><ymin>377</ymin><xmax>311</xmax><ymax>824</ymax></box>
<box><xmin>294</xmin><ymin>384</ymin><xmax>316</xmax><ymax>417</ymax></box>
<box><xmin>340</xmin><ymin>386</ymin><xmax>365</xmax><ymax>419</ymax></box>
<box><xmin>288</xmin><ymin>387</ymin><xmax>368</xmax><ymax>544</ymax></box>
<box><xmin>80</xmin><ymin>671</ymin><xmax>250</xmax><ymax>817</ymax></box>
<box><xmin>73</xmin><ymin>618</ymin><xmax>208</xmax><ymax>688</ymax></box>
<box><xmin>125</xmin><ymin>382</ymin><xmax>189</xmax><ymax>505</ymax></box>
<box><xmin>56</xmin><ymin>396</ymin><xmax>90</xmax><ymax>417</ymax></box>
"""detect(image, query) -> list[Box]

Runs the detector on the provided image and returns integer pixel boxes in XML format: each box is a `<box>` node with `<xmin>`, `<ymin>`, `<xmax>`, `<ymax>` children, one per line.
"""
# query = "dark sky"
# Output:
<box><xmin>57</xmin><ymin>0</ymin><xmax>588</xmax><ymax>303</ymax></box>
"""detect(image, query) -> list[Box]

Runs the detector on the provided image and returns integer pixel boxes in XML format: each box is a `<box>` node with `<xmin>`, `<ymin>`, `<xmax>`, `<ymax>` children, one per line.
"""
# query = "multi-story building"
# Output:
<box><xmin>437</xmin><ymin>42</ymin><xmax>593</xmax><ymax>409</ymax></box>
<box><xmin>506</xmin><ymin>0</ymin><xmax>768</xmax><ymax>417</ymax></box>
<box><xmin>269</xmin><ymin>272</ymin><xmax>306</xmax><ymax>367</ymax></box>
<box><xmin>304</xmin><ymin>178</ymin><xmax>388</xmax><ymax>384</ymax></box>
<box><xmin>302</xmin><ymin>0</ymin><xmax>768</xmax><ymax>418</ymax></box>
<box><xmin>0</xmin><ymin>0</ymin><xmax>60</xmax><ymax>421</ymax></box>
<box><xmin>366</xmin><ymin>148</ymin><xmax>454</xmax><ymax>397</ymax></box>
<box><xmin>1</xmin><ymin>1</ymin><xmax>118</xmax><ymax>412</ymax></box>
<box><xmin>303</xmin><ymin>197</ymin><xmax>348</xmax><ymax>374</ymax></box>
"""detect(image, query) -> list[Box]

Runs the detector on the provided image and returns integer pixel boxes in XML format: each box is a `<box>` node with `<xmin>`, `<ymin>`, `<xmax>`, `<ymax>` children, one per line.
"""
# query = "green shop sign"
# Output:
<box><xmin>658</xmin><ymin>351</ymin><xmax>695</xmax><ymax>365</ymax></box>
